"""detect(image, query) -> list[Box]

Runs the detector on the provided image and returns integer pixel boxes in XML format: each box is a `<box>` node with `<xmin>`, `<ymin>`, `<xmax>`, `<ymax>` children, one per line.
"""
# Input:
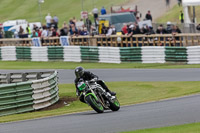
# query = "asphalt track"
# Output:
<box><xmin>1</xmin><ymin>68</ymin><xmax>200</xmax><ymax>133</ymax></box>
<box><xmin>0</xmin><ymin>68</ymin><xmax>200</xmax><ymax>83</ymax></box>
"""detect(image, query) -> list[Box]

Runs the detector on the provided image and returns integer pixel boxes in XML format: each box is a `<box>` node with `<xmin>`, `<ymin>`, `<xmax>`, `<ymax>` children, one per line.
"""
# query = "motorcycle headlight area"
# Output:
<box><xmin>78</xmin><ymin>82</ymin><xmax>86</xmax><ymax>91</ymax></box>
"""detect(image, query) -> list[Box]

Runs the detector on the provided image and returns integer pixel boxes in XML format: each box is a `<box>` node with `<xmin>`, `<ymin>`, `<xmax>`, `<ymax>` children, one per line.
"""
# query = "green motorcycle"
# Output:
<box><xmin>77</xmin><ymin>79</ymin><xmax>120</xmax><ymax>113</ymax></box>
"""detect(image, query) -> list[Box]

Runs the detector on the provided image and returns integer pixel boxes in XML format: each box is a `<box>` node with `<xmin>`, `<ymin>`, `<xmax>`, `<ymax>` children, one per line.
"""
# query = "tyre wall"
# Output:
<box><xmin>0</xmin><ymin>71</ymin><xmax>59</xmax><ymax>116</ymax></box>
<box><xmin>0</xmin><ymin>46</ymin><xmax>199</xmax><ymax>64</ymax></box>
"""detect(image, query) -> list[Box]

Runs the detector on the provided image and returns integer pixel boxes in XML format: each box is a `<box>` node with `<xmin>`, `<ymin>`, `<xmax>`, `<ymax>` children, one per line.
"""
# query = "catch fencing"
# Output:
<box><xmin>0</xmin><ymin>46</ymin><xmax>199</xmax><ymax>64</ymax></box>
<box><xmin>0</xmin><ymin>71</ymin><xmax>59</xmax><ymax>116</ymax></box>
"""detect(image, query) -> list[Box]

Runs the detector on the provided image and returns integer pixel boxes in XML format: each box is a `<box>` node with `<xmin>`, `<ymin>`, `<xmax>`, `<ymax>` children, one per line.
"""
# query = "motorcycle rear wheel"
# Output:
<box><xmin>85</xmin><ymin>95</ymin><xmax>104</xmax><ymax>113</ymax></box>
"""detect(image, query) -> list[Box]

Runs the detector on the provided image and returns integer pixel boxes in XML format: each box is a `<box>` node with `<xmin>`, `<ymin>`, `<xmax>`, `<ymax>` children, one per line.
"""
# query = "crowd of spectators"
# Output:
<box><xmin>0</xmin><ymin>4</ymin><xmax>187</xmax><ymax>40</ymax></box>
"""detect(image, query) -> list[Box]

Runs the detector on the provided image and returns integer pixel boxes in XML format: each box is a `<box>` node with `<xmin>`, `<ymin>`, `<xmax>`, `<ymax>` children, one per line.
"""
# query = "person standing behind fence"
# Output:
<box><xmin>92</xmin><ymin>7</ymin><xmax>99</xmax><ymax>28</ymax></box>
<box><xmin>45</xmin><ymin>13</ymin><xmax>52</xmax><ymax>28</ymax></box>
<box><xmin>166</xmin><ymin>0</ymin><xmax>170</xmax><ymax>8</ymax></box>
<box><xmin>53</xmin><ymin>15</ymin><xmax>59</xmax><ymax>26</ymax></box>
<box><xmin>0</xmin><ymin>27</ymin><xmax>4</xmax><ymax>39</ymax></box>
<box><xmin>145</xmin><ymin>10</ymin><xmax>152</xmax><ymax>21</ymax></box>
<box><xmin>178</xmin><ymin>0</ymin><xmax>182</xmax><ymax>6</ymax></box>
<box><xmin>101</xmin><ymin>6</ymin><xmax>107</xmax><ymax>15</ymax></box>
<box><xmin>179</xmin><ymin>11</ymin><xmax>184</xmax><ymax>23</ymax></box>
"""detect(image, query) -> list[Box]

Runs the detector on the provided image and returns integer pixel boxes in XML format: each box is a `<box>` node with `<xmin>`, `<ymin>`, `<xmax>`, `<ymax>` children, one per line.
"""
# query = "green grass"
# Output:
<box><xmin>156</xmin><ymin>5</ymin><xmax>200</xmax><ymax>23</ymax></box>
<box><xmin>1</xmin><ymin>81</ymin><xmax>200</xmax><ymax>123</ymax></box>
<box><xmin>0</xmin><ymin>61</ymin><xmax>200</xmax><ymax>69</ymax></box>
<box><xmin>121</xmin><ymin>122</ymin><xmax>200</xmax><ymax>133</ymax></box>
<box><xmin>0</xmin><ymin>0</ymin><xmax>125</xmax><ymax>27</ymax></box>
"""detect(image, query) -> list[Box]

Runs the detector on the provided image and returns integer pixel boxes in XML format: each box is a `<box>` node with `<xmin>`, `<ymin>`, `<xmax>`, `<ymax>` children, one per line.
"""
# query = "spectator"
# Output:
<box><xmin>60</xmin><ymin>25</ymin><xmax>69</xmax><ymax>36</ymax></box>
<box><xmin>106</xmin><ymin>26</ymin><xmax>113</xmax><ymax>36</ymax></box>
<box><xmin>69</xmin><ymin>24</ymin><xmax>78</xmax><ymax>36</ymax></box>
<box><xmin>178</xmin><ymin>0</ymin><xmax>182</xmax><ymax>6</ymax></box>
<box><xmin>92</xmin><ymin>7</ymin><xmax>99</xmax><ymax>27</ymax></box>
<box><xmin>166</xmin><ymin>0</ymin><xmax>170</xmax><ymax>8</ymax></box>
<box><xmin>111</xmin><ymin>25</ymin><xmax>116</xmax><ymax>35</ymax></box>
<box><xmin>37</xmin><ymin>28</ymin><xmax>42</xmax><ymax>37</ymax></box>
<box><xmin>127</xmin><ymin>25</ymin><xmax>134</xmax><ymax>37</ymax></box>
<box><xmin>18</xmin><ymin>26</ymin><xmax>24</xmax><ymax>35</ymax></box>
<box><xmin>72</xmin><ymin>17</ymin><xmax>77</xmax><ymax>24</ymax></box>
<box><xmin>45</xmin><ymin>13</ymin><xmax>52</xmax><ymax>28</ymax></box>
<box><xmin>121</xmin><ymin>23</ymin><xmax>128</xmax><ymax>35</ymax></box>
<box><xmin>101</xmin><ymin>6</ymin><xmax>107</xmax><ymax>15</ymax></box>
<box><xmin>166</xmin><ymin>21</ymin><xmax>172</xmax><ymax>34</ymax></box>
<box><xmin>26</xmin><ymin>24</ymin><xmax>31</xmax><ymax>35</ymax></box>
<box><xmin>41</xmin><ymin>25</ymin><xmax>48</xmax><ymax>38</ymax></box>
<box><xmin>101</xmin><ymin>23</ymin><xmax>107</xmax><ymax>35</ymax></box>
<box><xmin>50</xmin><ymin>19</ymin><xmax>58</xmax><ymax>30</ymax></box>
<box><xmin>196</xmin><ymin>24</ymin><xmax>200</xmax><ymax>31</ymax></box>
<box><xmin>179</xmin><ymin>11</ymin><xmax>184</xmax><ymax>23</ymax></box>
<box><xmin>85</xmin><ymin>18</ymin><xmax>92</xmax><ymax>32</ymax></box>
<box><xmin>31</xmin><ymin>30</ymin><xmax>38</xmax><ymax>38</ymax></box>
<box><xmin>0</xmin><ymin>27</ymin><xmax>4</xmax><ymax>39</ymax></box>
<box><xmin>51</xmin><ymin>28</ymin><xmax>59</xmax><ymax>37</ymax></box>
<box><xmin>53</xmin><ymin>15</ymin><xmax>59</xmax><ymax>26</ymax></box>
<box><xmin>147</xmin><ymin>26</ymin><xmax>155</xmax><ymax>35</ymax></box>
<box><xmin>80</xmin><ymin>27</ymin><xmax>89</xmax><ymax>36</ymax></box>
<box><xmin>156</xmin><ymin>24</ymin><xmax>167</xmax><ymax>34</ymax></box>
<box><xmin>145</xmin><ymin>10</ymin><xmax>152</xmax><ymax>21</ymax></box>
<box><xmin>136</xmin><ymin>16</ymin><xmax>140</xmax><ymax>22</ymax></box>
<box><xmin>33</xmin><ymin>24</ymin><xmax>38</xmax><ymax>31</ymax></box>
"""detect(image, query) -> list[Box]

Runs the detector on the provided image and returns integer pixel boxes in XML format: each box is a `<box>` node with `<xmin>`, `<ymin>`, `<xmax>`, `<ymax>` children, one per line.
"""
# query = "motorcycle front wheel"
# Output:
<box><xmin>109</xmin><ymin>97</ymin><xmax>120</xmax><ymax>111</ymax></box>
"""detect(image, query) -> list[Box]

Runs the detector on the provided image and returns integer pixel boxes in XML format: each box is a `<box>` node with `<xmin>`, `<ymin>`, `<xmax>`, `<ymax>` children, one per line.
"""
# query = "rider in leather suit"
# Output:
<box><xmin>74</xmin><ymin>66</ymin><xmax>116</xmax><ymax>103</ymax></box>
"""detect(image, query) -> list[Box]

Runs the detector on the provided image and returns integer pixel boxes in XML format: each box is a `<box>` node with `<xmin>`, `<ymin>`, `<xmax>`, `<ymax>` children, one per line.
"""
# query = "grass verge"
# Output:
<box><xmin>156</xmin><ymin>4</ymin><xmax>200</xmax><ymax>23</ymax></box>
<box><xmin>1</xmin><ymin>81</ymin><xmax>200</xmax><ymax>123</ymax></box>
<box><xmin>121</xmin><ymin>122</ymin><xmax>200</xmax><ymax>133</ymax></box>
<box><xmin>0</xmin><ymin>61</ymin><xmax>200</xmax><ymax>69</ymax></box>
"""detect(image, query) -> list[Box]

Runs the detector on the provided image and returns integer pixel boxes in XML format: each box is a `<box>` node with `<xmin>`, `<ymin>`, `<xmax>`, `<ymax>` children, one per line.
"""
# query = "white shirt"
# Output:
<box><xmin>92</xmin><ymin>8</ymin><xmax>99</xmax><ymax>14</ymax></box>
<box><xmin>45</xmin><ymin>15</ymin><xmax>52</xmax><ymax>23</ymax></box>
<box><xmin>106</xmin><ymin>28</ymin><xmax>112</xmax><ymax>36</ymax></box>
<box><xmin>41</xmin><ymin>30</ymin><xmax>48</xmax><ymax>37</ymax></box>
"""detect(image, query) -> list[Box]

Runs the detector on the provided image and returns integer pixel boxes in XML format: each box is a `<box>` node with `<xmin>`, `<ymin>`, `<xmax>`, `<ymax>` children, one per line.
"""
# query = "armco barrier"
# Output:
<box><xmin>0</xmin><ymin>71</ymin><xmax>59</xmax><ymax>116</ymax></box>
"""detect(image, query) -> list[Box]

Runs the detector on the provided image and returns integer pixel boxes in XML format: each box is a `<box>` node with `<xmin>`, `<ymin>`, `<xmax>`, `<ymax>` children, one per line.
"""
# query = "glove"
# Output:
<box><xmin>90</xmin><ymin>78</ymin><xmax>97</xmax><ymax>82</ymax></box>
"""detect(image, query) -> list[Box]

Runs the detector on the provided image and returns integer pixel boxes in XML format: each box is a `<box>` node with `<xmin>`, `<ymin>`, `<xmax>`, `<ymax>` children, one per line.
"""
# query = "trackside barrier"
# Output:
<box><xmin>0</xmin><ymin>46</ymin><xmax>200</xmax><ymax>64</ymax></box>
<box><xmin>0</xmin><ymin>71</ymin><xmax>59</xmax><ymax>116</ymax></box>
<box><xmin>0</xmin><ymin>34</ymin><xmax>200</xmax><ymax>47</ymax></box>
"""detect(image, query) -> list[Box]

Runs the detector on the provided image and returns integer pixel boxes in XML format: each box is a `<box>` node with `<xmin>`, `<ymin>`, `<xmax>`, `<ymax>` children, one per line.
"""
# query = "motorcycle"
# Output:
<box><xmin>77</xmin><ymin>79</ymin><xmax>120</xmax><ymax>113</ymax></box>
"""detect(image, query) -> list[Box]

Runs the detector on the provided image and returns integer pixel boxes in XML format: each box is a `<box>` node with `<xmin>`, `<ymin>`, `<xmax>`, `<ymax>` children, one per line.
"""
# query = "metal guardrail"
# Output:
<box><xmin>0</xmin><ymin>34</ymin><xmax>200</xmax><ymax>47</ymax></box>
<box><xmin>0</xmin><ymin>71</ymin><xmax>59</xmax><ymax>116</ymax></box>
<box><xmin>0</xmin><ymin>71</ymin><xmax>55</xmax><ymax>84</ymax></box>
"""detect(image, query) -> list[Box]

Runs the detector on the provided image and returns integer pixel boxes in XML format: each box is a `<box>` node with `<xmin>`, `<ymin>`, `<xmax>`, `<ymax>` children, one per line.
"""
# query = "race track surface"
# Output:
<box><xmin>1</xmin><ymin>68</ymin><xmax>200</xmax><ymax>133</ymax></box>
<box><xmin>1</xmin><ymin>94</ymin><xmax>200</xmax><ymax>133</ymax></box>
<box><xmin>0</xmin><ymin>68</ymin><xmax>200</xmax><ymax>83</ymax></box>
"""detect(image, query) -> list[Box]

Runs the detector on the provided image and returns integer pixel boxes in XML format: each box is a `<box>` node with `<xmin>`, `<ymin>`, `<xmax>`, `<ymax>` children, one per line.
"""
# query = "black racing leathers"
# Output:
<box><xmin>74</xmin><ymin>71</ymin><xmax>110</xmax><ymax>102</ymax></box>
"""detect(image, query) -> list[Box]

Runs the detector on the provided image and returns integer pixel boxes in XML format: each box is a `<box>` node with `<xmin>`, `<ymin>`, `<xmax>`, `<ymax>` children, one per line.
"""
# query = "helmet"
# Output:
<box><xmin>75</xmin><ymin>66</ymin><xmax>85</xmax><ymax>78</ymax></box>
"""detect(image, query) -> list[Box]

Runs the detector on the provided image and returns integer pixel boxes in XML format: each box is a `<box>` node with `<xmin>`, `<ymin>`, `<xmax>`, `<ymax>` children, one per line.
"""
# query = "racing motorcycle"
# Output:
<box><xmin>77</xmin><ymin>79</ymin><xmax>120</xmax><ymax>113</ymax></box>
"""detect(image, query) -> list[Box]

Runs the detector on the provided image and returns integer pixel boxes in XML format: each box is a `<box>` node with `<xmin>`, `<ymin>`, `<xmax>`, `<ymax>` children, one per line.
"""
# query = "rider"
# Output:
<box><xmin>74</xmin><ymin>66</ymin><xmax>116</xmax><ymax>102</ymax></box>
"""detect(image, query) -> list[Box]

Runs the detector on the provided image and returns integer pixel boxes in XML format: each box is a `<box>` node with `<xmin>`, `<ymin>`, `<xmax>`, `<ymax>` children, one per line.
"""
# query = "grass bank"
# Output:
<box><xmin>0</xmin><ymin>0</ymin><xmax>125</xmax><ymax>26</ymax></box>
<box><xmin>156</xmin><ymin>5</ymin><xmax>200</xmax><ymax>23</ymax></box>
<box><xmin>0</xmin><ymin>61</ymin><xmax>200</xmax><ymax>69</ymax></box>
<box><xmin>121</xmin><ymin>122</ymin><xmax>200</xmax><ymax>133</ymax></box>
<box><xmin>1</xmin><ymin>81</ymin><xmax>200</xmax><ymax>123</ymax></box>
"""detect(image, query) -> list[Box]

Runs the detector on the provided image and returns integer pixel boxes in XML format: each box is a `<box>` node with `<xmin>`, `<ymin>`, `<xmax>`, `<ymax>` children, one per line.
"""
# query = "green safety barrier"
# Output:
<box><xmin>0</xmin><ymin>81</ymin><xmax>34</xmax><ymax>116</ymax></box>
<box><xmin>16</xmin><ymin>47</ymin><xmax>31</xmax><ymax>60</ymax></box>
<box><xmin>80</xmin><ymin>46</ymin><xmax>99</xmax><ymax>62</ymax></box>
<box><xmin>48</xmin><ymin>46</ymin><xmax>64</xmax><ymax>60</ymax></box>
<box><xmin>165</xmin><ymin>47</ymin><xmax>187</xmax><ymax>62</ymax></box>
<box><xmin>0</xmin><ymin>71</ymin><xmax>59</xmax><ymax>117</ymax></box>
<box><xmin>120</xmin><ymin>47</ymin><xmax>142</xmax><ymax>62</ymax></box>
